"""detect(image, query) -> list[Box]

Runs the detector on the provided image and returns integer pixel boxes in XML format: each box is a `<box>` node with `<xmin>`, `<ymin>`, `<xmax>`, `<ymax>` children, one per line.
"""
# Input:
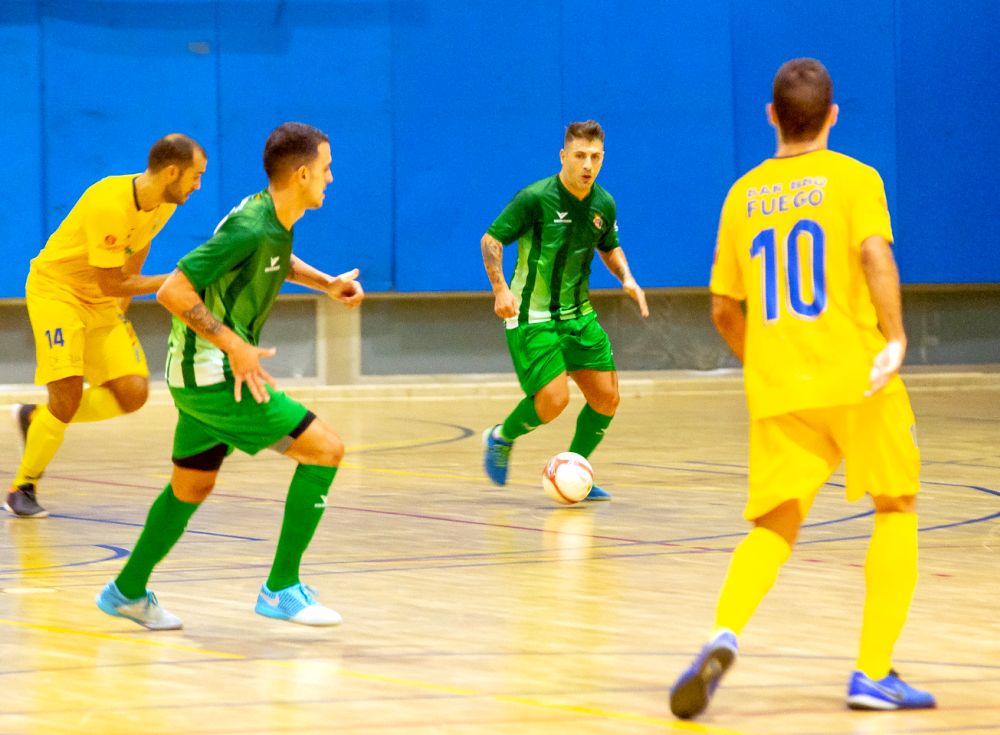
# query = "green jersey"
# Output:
<box><xmin>487</xmin><ymin>174</ymin><xmax>620</xmax><ymax>325</ymax></box>
<box><xmin>166</xmin><ymin>190</ymin><xmax>291</xmax><ymax>388</ymax></box>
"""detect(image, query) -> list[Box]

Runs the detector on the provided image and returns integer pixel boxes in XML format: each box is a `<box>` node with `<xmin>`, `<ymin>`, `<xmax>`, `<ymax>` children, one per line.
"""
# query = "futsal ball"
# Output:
<box><xmin>542</xmin><ymin>452</ymin><xmax>594</xmax><ymax>505</ymax></box>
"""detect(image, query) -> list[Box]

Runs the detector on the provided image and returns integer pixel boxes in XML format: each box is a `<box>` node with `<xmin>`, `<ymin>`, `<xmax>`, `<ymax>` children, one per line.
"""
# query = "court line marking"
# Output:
<box><xmin>0</xmin><ymin>616</ymin><xmax>745</xmax><ymax>734</ymax></box>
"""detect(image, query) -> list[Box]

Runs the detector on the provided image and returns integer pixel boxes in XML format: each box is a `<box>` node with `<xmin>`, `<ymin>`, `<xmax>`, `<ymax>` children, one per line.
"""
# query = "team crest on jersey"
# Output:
<box><xmin>592</xmin><ymin>212</ymin><xmax>604</xmax><ymax>230</ymax></box>
<box><xmin>104</xmin><ymin>234</ymin><xmax>116</xmax><ymax>246</ymax></box>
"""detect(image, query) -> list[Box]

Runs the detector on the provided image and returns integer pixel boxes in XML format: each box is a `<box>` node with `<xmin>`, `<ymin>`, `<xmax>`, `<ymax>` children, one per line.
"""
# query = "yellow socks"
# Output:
<box><xmin>13</xmin><ymin>406</ymin><xmax>68</xmax><ymax>486</ymax></box>
<box><xmin>856</xmin><ymin>511</ymin><xmax>918</xmax><ymax>679</ymax></box>
<box><xmin>714</xmin><ymin>526</ymin><xmax>792</xmax><ymax>635</ymax></box>
<box><xmin>71</xmin><ymin>386</ymin><xmax>126</xmax><ymax>423</ymax></box>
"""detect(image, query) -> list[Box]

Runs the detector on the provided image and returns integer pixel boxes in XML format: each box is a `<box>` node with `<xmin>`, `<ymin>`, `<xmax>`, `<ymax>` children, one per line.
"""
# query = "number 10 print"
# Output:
<box><xmin>750</xmin><ymin>219</ymin><xmax>826</xmax><ymax>321</ymax></box>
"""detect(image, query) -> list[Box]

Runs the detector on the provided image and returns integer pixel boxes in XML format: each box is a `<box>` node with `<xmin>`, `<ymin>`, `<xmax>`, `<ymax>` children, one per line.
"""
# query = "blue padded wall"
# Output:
<box><xmin>0</xmin><ymin>0</ymin><xmax>997</xmax><ymax>296</ymax></box>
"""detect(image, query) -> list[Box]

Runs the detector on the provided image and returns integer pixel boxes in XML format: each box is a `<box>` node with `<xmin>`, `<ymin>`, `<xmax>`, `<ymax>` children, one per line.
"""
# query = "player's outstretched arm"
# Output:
<box><xmin>711</xmin><ymin>294</ymin><xmax>745</xmax><ymax>363</ymax></box>
<box><xmin>481</xmin><ymin>233</ymin><xmax>518</xmax><ymax>318</ymax></box>
<box><xmin>93</xmin><ymin>250</ymin><xmax>169</xmax><ymax>300</ymax></box>
<box><xmin>286</xmin><ymin>255</ymin><xmax>364</xmax><ymax>308</ymax></box>
<box><xmin>861</xmin><ymin>235</ymin><xmax>907</xmax><ymax>395</ymax></box>
<box><xmin>598</xmin><ymin>247</ymin><xmax>649</xmax><ymax>317</ymax></box>
<box><xmin>157</xmin><ymin>270</ymin><xmax>276</xmax><ymax>403</ymax></box>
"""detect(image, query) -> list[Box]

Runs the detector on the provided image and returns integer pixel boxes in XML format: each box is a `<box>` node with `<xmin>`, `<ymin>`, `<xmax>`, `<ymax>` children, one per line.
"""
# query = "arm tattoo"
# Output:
<box><xmin>482</xmin><ymin>237</ymin><xmax>505</xmax><ymax>284</ymax></box>
<box><xmin>182</xmin><ymin>303</ymin><xmax>223</xmax><ymax>336</ymax></box>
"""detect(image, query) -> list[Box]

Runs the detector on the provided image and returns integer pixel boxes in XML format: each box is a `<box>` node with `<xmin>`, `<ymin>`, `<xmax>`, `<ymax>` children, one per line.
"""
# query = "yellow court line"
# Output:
<box><xmin>0</xmin><ymin>617</ymin><xmax>749</xmax><ymax>734</ymax></box>
<box><xmin>0</xmin><ymin>617</ymin><xmax>244</xmax><ymax>658</ymax></box>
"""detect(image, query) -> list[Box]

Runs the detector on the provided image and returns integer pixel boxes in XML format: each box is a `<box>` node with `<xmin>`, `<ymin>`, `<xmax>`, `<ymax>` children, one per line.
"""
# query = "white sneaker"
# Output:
<box><xmin>255</xmin><ymin>583</ymin><xmax>342</xmax><ymax>626</ymax></box>
<box><xmin>96</xmin><ymin>581</ymin><xmax>183</xmax><ymax>630</ymax></box>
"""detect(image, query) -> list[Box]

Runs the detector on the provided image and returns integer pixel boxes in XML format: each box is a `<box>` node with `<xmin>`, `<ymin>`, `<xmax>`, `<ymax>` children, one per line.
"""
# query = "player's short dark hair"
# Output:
<box><xmin>772</xmin><ymin>58</ymin><xmax>833</xmax><ymax>143</ymax></box>
<box><xmin>564</xmin><ymin>120</ymin><xmax>604</xmax><ymax>146</ymax></box>
<box><xmin>263</xmin><ymin>122</ymin><xmax>330</xmax><ymax>181</ymax></box>
<box><xmin>147</xmin><ymin>134</ymin><xmax>206</xmax><ymax>173</ymax></box>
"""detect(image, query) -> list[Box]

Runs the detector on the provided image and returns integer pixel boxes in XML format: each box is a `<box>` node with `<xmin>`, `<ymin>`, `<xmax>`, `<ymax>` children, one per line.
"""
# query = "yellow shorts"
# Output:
<box><xmin>26</xmin><ymin>291</ymin><xmax>149</xmax><ymax>386</ymax></box>
<box><xmin>745</xmin><ymin>387</ymin><xmax>920</xmax><ymax>520</ymax></box>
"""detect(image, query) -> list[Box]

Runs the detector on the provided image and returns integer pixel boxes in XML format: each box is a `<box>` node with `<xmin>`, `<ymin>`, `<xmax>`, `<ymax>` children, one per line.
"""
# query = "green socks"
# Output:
<box><xmin>266</xmin><ymin>464</ymin><xmax>337</xmax><ymax>591</ymax></box>
<box><xmin>568</xmin><ymin>403</ymin><xmax>614</xmax><ymax>458</ymax></box>
<box><xmin>116</xmin><ymin>484</ymin><xmax>200</xmax><ymax>599</ymax></box>
<box><xmin>499</xmin><ymin>396</ymin><xmax>543</xmax><ymax>442</ymax></box>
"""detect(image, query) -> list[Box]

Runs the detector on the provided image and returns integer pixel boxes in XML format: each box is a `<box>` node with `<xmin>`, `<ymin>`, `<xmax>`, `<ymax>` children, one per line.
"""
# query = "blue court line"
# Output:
<box><xmin>48</xmin><ymin>513</ymin><xmax>265</xmax><ymax>542</ymax></box>
<box><xmin>0</xmin><ymin>544</ymin><xmax>128</xmax><ymax>575</ymax></box>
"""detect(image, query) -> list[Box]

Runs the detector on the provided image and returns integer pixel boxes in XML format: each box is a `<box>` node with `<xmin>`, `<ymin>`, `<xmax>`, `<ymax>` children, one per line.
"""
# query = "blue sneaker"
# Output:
<box><xmin>670</xmin><ymin>629</ymin><xmax>739</xmax><ymax>719</ymax></box>
<box><xmin>255</xmin><ymin>583</ymin><xmax>342</xmax><ymax>626</ymax></box>
<box><xmin>482</xmin><ymin>425</ymin><xmax>513</xmax><ymax>486</ymax></box>
<box><xmin>583</xmin><ymin>484</ymin><xmax>611</xmax><ymax>501</ymax></box>
<box><xmin>847</xmin><ymin>669</ymin><xmax>936</xmax><ymax>710</ymax></box>
<box><xmin>96</xmin><ymin>580</ymin><xmax>182</xmax><ymax>630</ymax></box>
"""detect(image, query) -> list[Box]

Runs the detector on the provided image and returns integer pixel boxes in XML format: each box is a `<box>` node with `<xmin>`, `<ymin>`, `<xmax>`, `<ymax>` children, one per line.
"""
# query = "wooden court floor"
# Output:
<box><xmin>1</xmin><ymin>372</ymin><xmax>998</xmax><ymax>735</ymax></box>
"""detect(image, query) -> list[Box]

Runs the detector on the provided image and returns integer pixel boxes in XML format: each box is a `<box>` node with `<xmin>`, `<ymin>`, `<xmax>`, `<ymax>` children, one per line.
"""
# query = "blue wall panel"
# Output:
<box><xmin>0</xmin><ymin>0</ymin><xmax>997</xmax><ymax>298</ymax></box>
<box><xmin>0</xmin><ymin>2</ymin><xmax>42</xmax><ymax>297</ymax></box>
<box><xmin>392</xmin><ymin>1</ymin><xmax>563</xmax><ymax>292</ymax></box>
<box><xmin>895</xmin><ymin>0</ymin><xmax>1000</xmax><ymax>283</ymax></box>
<box><xmin>729</xmin><ymin>0</ymin><xmax>898</xmax><ymax>215</ymax></box>
<box><xmin>560</xmin><ymin>0</ymin><xmax>735</xmax><ymax>289</ymax></box>
<box><xmin>40</xmin><ymin>1</ymin><xmax>221</xmax><ymax>281</ymax></box>
<box><xmin>217</xmin><ymin>2</ymin><xmax>394</xmax><ymax>290</ymax></box>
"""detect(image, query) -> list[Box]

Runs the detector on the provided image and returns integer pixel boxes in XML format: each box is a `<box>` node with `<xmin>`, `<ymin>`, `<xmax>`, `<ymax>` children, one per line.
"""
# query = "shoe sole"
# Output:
<box><xmin>3</xmin><ymin>501</ymin><xmax>48</xmax><ymax>519</ymax></box>
<box><xmin>670</xmin><ymin>646</ymin><xmax>736</xmax><ymax>719</ymax></box>
<box><xmin>95</xmin><ymin>595</ymin><xmax>183</xmax><ymax>630</ymax></box>
<box><xmin>255</xmin><ymin>603</ymin><xmax>342</xmax><ymax>626</ymax></box>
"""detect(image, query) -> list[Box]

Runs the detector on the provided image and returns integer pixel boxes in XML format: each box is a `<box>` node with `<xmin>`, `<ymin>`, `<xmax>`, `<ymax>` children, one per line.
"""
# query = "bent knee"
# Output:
<box><xmin>110</xmin><ymin>378</ymin><xmax>149</xmax><ymax>413</ymax></box>
<box><xmin>536</xmin><ymin>393</ymin><xmax>570</xmax><ymax>422</ymax></box>
<box><xmin>592</xmin><ymin>390</ymin><xmax>620</xmax><ymax>415</ymax></box>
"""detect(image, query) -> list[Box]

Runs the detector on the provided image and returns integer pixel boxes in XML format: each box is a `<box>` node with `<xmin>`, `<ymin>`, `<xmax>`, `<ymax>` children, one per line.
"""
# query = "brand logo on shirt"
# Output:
<box><xmin>554</xmin><ymin>211</ymin><xmax>572</xmax><ymax>223</ymax></box>
<box><xmin>264</xmin><ymin>256</ymin><xmax>282</xmax><ymax>273</ymax></box>
<box><xmin>104</xmin><ymin>234</ymin><xmax>116</xmax><ymax>246</ymax></box>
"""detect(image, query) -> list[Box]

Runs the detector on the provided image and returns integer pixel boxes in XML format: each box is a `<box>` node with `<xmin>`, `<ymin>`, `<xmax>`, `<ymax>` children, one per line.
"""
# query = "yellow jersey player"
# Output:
<box><xmin>669</xmin><ymin>59</ymin><xmax>935</xmax><ymax>717</ymax></box>
<box><xmin>6</xmin><ymin>134</ymin><xmax>207</xmax><ymax>518</ymax></box>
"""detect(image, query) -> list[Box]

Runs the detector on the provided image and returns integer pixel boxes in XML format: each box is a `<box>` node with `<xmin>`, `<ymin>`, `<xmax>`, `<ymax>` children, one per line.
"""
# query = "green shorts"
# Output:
<box><xmin>169</xmin><ymin>383</ymin><xmax>310</xmax><ymax>460</ymax></box>
<box><xmin>505</xmin><ymin>311</ymin><xmax>616</xmax><ymax>396</ymax></box>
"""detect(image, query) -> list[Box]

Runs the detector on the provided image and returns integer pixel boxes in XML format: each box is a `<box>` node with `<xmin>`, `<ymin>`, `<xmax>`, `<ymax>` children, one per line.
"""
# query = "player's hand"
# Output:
<box><xmin>228</xmin><ymin>341</ymin><xmax>277</xmax><ymax>403</ymax></box>
<box><xmin>623</xmin><ymin>277</ymin><xmax>649</xmax><ymax>318</ymax></box>
<box><xmin>327</xmin><ymin>268</ymin><xmax>364</xmax><ymax>309</ymax></box>
<box><xmin>866</xmin><ymin>339</ymin><xmax>905</xmax><ymax>396</ymax></box>
<box><xmin>493</xmin><ymin>287</ymin><xmax>519</xmax><ymax>319</ymax></box>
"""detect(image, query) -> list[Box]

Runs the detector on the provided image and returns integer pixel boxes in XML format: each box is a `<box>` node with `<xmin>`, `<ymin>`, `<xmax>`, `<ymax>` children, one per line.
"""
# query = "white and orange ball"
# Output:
<box><xmin>541</xmin><ymin>452</ymin><xmax>594</xmax><ymax>505</ymax></box>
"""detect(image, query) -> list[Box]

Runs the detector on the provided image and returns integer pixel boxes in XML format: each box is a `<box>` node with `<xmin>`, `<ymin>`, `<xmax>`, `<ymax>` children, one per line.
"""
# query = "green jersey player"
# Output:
<box><xmin>481</xmin><ymin>120</ymin><xmax>649</xmax><ymax>501</ymax></box>
<box><xmin>97</xmin><ymin>122</ymin><xmax>363</xmax><ymax>629</ymax></box>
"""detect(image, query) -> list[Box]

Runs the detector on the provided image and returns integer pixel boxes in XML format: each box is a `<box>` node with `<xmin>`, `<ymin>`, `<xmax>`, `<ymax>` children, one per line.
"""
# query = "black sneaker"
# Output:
<box><xmin>11</xmin><ymin>403</ymin><xmax>36</xmax><ymax>451</ymax></box>
<box><xmin>4</xmin><ymin>484</ymin><xmax>48</xmax><ymax>518</ymax></box>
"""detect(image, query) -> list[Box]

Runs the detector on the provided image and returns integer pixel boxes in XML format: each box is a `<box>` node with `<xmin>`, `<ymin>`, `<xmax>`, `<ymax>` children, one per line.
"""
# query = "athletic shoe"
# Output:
<box><xmin>482</xmin><ymin>425</ymin><xmax>513</xmax><ymax>486</ymax></box>
<box><xmin>10</xmin><ymin>403</ymin><xmax>35</xmax><ymax>451</ymax></box>
<box><xmin>4</xmin><ymin>484</ymin><xmax>47</xmax><ymax>518</ymax></box>
<box><xmin>95</xmin><ymin>581</ymin><xmax>183</xmax><ymax>630</ymax></box>
<box><xmin>670</xmin><ymin>629</ymin><xmax>739</xmax><ymax>719</ymax></box>
<box><xmin>584</xmin><ymin>484</ymin><xmax>611</xmax><ymax>501</ymax></box>
<box><xmin>846</xmin><ymin>669</ymin><xmax>936</xmax><ymax>710</ymax></box>
<box><xmin>255</xmin><ymin>583</ymin><xmax>342</xmax><ymax>626</ymax></box>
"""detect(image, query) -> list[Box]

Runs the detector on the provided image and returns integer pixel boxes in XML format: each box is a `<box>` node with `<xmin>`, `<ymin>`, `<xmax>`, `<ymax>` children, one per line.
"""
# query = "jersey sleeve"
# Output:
<box><xmin>177</xmin><ymin>212</ymin><xmax>258</xmax><ymax>291</ymax></box>
<box><xmin>597</xmin><ymin>201</ymin><xmax>620</xmax><ymax>252</ymax></box>
<box><xmin>709</xmin><ymin>191</ymin><xmax>746</xmax><ymax>300</ymax></box>
<box><xmin>850</xmin><ymin>166</ymin><xmax>894</xmax><ymax>250</ymax></box>
<box><xmin>85</xmin><ymin>201</ymin><xmax>132</xmax><ymax>269</ymax></box>
<box><xmin>486</xmin><ymin>189</ymin><xmax>535</xmax><ymax>245</ymax></box>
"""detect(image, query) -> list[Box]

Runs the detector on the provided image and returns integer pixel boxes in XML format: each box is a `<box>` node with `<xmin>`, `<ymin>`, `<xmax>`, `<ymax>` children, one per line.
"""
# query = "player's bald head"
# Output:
<box><xmin>148</xmin><ymin>134</ymin><xmax>207</xmax><ymax>173</ymax></box>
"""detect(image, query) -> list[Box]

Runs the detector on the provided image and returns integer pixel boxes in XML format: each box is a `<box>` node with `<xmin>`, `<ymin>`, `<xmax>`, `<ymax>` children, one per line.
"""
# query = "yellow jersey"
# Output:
<box><xmin>710</xmin><ymin>149</ymin><xmax>899</xmax><ymax>418</ymax></box>
<box><xmin>29</xmin><ymin>175</ymin><xmax>176</xmax><ymax>304</ymax></box>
